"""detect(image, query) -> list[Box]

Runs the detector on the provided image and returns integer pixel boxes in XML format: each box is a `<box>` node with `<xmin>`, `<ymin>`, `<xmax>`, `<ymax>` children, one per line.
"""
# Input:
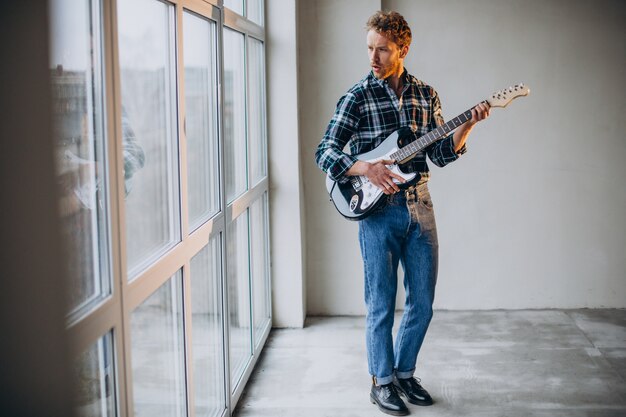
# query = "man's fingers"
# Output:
<box><xmin>387</xmin><ymin>179</ymin><xmax>400</xmax><ymax>192</ymax></box>
<box><xmin>471</xmin><ymin>107</ymin><xmax>478</xmax><ymax>122</ymax></box>
<box><xmin>475</xmin><ymin>103</ymin><xmax>490</xmax><ymax>120</ymax></box>
<box><xmin>390</xmin><ymin>172</ymin><xmax>406</xmax><ymax>183</ymax></box>
<box><xmin>379</xmin><ymin>182</ymin><xmax>392</xmax><ymax>195</ymax></box>
<box><xmin>379</xmin><ymin>160</ymin><xmax>406</xmax><ymax>184</ymax></box>
<box><xmin>368</xmin><ymin>159</ymin><xmax>406</xmax><ymax>192</ymax></box>
<box><xmin>471</xmin><ymin>103</ymin><xmax>490</xmax><ymax>122</ymax></box>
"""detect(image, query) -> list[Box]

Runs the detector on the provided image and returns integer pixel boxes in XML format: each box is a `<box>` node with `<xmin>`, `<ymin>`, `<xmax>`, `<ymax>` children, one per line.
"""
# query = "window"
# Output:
<box><xmin>184</xmin><ymin>10</ymin><xmax>220</xmax><ymax>231</ymax></box>
<box><xmin>247</xmin><ymin>0</ymin><xmax>265</xmax><ymax>26</ymax></box>
<box><xmin>50</xmin><ymin>0</ymin><xmax>111</xmax><ymax>321</ymax></box>
<box><xmin>224</xmin><ymin>0</ymin><xmax>243</xmax><ymax>16</ymax></box>
<box><xmin>250</xmin><ymin>194</ymin><xmax>271</xmax><ymax>346</ymax></box>
<box><xmin>73</xmin><ymin>332</ymin><xmax>116</xmax><ymax>417</ymax></box>
<box><xmin>226</xmin><ymin>211</ymin><xmax>251</xmax><ymax>387</ymax></box>
<box><xmin>118</xmin><ymin>0</ymin><xmax>180</xmax><ymax>278</ymax></box>
<box><xmin>248</xmin><ymin>37</ymin><xmax>267</xmax><ymax>186</ymax></box>
<box><xmin>190</xmin><ymin>237</ymin><xmax>226</xmax><ymax>417</ymax></box>
<box><xmin>223</xmin><ymin>28</ymin><xmax>247</xmax><ymax>203</ymax></box>
<box><xmin>52</xmin><ymin>1</ymin><xmax>270</xmax><ymax>416</ymax></box>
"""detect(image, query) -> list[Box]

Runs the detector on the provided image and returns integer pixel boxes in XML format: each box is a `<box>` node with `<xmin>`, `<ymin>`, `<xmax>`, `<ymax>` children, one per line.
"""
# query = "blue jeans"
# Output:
<box><xmin>358</xmin><ymin>182</ymin><xmax>438</xmax><ymax>385</ymax></box>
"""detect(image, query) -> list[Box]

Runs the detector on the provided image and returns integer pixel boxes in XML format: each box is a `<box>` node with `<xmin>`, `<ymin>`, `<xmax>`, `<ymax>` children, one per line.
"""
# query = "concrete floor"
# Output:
<box><xmin>234</xmin><ymin>310</ymin><xmax>626</xmax><ymax>417</ymax></box>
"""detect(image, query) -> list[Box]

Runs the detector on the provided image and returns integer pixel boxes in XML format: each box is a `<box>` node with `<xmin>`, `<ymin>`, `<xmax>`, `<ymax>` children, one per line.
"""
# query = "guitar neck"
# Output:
<box><xmin>390</xmin><ymin>103</ymin><xmax>483</xmax><ymax>164</ymax></box>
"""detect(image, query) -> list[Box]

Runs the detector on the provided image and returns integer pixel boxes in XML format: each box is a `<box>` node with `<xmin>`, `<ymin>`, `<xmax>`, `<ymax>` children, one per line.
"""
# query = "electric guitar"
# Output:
<box><xmin>326</xmin><ymin>83</ymin><xmax>530</xmax><ymax>220</ymax></box>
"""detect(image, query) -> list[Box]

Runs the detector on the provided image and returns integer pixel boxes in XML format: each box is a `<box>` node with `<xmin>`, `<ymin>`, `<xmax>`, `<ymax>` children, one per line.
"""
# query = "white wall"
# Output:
<box><xmin>267</xmin><ymin>0</ymin><xmax>307</xmax><ymax>327</ymax></box>
<box><xmin>299</xmin><ymin>0</ymin><xmax>626</xmax><ymax>314</ymax></box>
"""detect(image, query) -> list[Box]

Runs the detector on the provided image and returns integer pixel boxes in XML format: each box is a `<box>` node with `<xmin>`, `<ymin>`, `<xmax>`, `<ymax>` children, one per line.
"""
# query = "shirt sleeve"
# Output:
<box><xmin>426</xmin><ymin>89</ymin><xmax>466</xmax><ymax>168</ymax></box>
<box><xmin>315</xmin><ymin>92</ymin><xmax>360</xmax><ymax>182</ymax></box>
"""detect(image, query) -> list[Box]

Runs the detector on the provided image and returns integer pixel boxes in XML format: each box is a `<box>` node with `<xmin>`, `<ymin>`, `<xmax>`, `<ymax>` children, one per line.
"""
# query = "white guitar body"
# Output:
<box><xmin>325</xmin><ymin>130</ymin><xmax>417</xmax><ymax>219</ymax></box>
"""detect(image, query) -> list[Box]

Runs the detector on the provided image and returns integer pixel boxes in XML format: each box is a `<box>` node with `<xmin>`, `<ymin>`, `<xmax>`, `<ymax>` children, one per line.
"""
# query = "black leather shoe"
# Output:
<box><xmin>370</xmin><ymin>383</ymin><xmax>409</xmax><ymax>416</ymax></box>
<box><xmin>393</xmin><ymin>376</ymin><xmax>433</xmax><ymax>406</ymax></box>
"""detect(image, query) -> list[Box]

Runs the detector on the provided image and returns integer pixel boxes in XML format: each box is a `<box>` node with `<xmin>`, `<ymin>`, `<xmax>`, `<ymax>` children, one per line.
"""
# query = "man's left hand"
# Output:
<box><xmin>470</xmin><ymin>102</ymin><xmax>491</xmax><ymax>124</ymax></box>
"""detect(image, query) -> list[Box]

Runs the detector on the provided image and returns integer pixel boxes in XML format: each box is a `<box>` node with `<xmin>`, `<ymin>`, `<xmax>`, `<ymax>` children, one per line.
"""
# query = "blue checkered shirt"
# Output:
<box><xmin>316</xmin><ymin>70</ymin><xmax>465</xmax><ymax>182</ymax></box>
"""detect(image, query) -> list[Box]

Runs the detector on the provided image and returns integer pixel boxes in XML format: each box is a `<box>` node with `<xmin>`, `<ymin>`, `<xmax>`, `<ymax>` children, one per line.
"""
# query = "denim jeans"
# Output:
<box><xmin>358</xmin><ymin>182</ymin><xmax>438</xmax><ymax>385</ymax></box>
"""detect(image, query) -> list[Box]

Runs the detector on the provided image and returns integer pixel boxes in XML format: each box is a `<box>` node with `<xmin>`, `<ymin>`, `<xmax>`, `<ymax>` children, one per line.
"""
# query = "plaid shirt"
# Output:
<box><xmin>316</xmin><ymin>70</ymin><xmax>465</xmax><ymax>182</ymax></box>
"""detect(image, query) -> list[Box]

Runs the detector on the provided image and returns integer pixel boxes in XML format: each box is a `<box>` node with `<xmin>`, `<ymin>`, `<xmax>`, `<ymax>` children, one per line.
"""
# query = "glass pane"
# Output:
<box><xmin>73</xmin><ymin>332</ymin><xmax>116</xmax><ymax>417</ymax></box>
<box><xmin>131</xmin><ymin>272</ymin><xmax>186</xmax><ymax>417</ymax></box>
<box><xmin>190</xmin><ymin>236</ymin><xmax>226</xmax><ymax>417</ymax></box>
<box><xmin>250</xmin><ymin>194</ymin><xmax>271</xmax><ymax>346</ymax></box>
<box><xmin>223</xmin><ymin>28</ymin><xmax>247</xmax><ymax>202</ymax></box>
<box><xmin>184</xmin><ymin>11</ymin><xmax>220</xmax><ymax>231</ymax></box>
<box><xmin>49</xmin><ymin>0</ymin><xmax>111</xmax><ymax>317</ymax></box>
<box><xmin>223</xmin><ymin>0</ymin><xmax>243</xmax><ymax>15</ymax></box>
<box><xmin>118</xmin><ymin>0</ymin><xmax>180</xmax><ymax>278</ymax></box>
<box><xmin>227</xmin><ymin>211</ymin><xmax>251</xmax><ymax>388</ymax></box>
<box><xmin>247</xmin><ymin>38</ymin><xmax>267</xmax><ymax>185</ymax></box>
<box><xmin>247</xmin><ymin>0</ymin><xmax>264</xmax><ymax>26</ymax></box>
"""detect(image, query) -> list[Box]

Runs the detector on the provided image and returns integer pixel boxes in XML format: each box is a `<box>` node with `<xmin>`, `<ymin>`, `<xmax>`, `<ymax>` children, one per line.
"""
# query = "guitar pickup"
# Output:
<box><xmin>351</xmin><ymin>176</ymin><xmax>363</xmax><ymax>189</ymax></box>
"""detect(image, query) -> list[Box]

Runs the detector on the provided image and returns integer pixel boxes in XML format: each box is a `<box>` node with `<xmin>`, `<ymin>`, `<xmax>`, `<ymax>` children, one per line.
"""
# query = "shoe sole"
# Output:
<box><xmin>395</xmin><ymin>389</ymin><xmax>434</xmax><ymax>406</ymax></box>
<box><xmin>369</xmin><ymin>393</ymin><xmax>410</xmax><ymax>416</ymax></box>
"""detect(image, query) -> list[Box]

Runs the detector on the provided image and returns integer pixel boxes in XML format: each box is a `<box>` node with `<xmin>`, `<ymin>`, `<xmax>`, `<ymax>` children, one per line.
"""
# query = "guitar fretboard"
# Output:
<box><xmin>390</xmin><ymin>108</ymin><xmax>474</xmax><ymax>163</ymax></box>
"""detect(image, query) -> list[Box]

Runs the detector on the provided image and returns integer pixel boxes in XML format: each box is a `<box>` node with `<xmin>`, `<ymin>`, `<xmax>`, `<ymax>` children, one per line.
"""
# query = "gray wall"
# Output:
<box><xmin>299</xmin><ymin>0</ymin><xmax>626</xmax><ymax>314</ymax></box>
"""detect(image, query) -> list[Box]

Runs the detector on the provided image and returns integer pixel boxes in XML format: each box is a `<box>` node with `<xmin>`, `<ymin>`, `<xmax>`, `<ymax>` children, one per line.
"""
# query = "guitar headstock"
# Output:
<box><xmin>487</xmin><ymin>83</ymin><xmax>530</xmax><ymax>108</ymax></box>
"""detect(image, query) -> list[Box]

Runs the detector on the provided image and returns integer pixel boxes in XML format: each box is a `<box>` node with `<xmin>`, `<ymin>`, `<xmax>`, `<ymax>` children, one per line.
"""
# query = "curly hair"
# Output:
<box><xmin>365</xmin><ymin>11</ymin><xmax>412</xmax><ymax>49</ymax></box>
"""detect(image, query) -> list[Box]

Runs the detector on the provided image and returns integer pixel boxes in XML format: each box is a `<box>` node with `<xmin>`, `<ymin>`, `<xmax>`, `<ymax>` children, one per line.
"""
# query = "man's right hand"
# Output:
<box><xmin>347</xmin><ymin>160</ymin><xmax>406</xmax><ymax>195</ymax></box>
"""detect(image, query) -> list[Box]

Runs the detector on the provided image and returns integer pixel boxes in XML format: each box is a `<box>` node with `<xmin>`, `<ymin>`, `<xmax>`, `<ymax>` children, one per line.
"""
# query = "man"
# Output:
<box><xmin>315</xmin><ymin>11</ymin><xmax>490</xmax><ymax>416</ymax></box>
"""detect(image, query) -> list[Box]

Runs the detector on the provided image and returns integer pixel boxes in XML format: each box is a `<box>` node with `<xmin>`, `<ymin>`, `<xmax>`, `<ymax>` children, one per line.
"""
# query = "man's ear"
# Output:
<box><xmin>400</xmin><ymin>45</ymin><xmax>409</xmax><ymax>59</ymax></box>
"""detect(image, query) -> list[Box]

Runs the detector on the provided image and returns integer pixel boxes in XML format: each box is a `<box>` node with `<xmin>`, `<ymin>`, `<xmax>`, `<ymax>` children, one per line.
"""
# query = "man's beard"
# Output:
<box><xmin>373</xmin><ymin>61</ymin><xmax>402</xmax><ymax>80</ymax></box>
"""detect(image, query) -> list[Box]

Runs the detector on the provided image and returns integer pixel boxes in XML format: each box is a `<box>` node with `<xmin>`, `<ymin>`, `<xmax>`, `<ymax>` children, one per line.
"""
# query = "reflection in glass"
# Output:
<box><xmin>73</xmin><ymin>332</ymin><xmax>116</xmax><ymax>417</ymax></box>
<box><xmin>247</xmin><ymin>0</ymin><xmax>264</xmax><ymax>26</ymax></box>
<box><xmin>227</xmin><ymin>211</ymin><xmax>251</xmax><ymax>388</ymax></box>
<box><xmin>184</xmin><ymin>11</ymin><xmax>220</xmax><ymax>231</ymax></box>
<box><xmin>250</xmin><ymin>195</ymin><xmax>271</xmax><ymax>346</ymax></box>
<box><xmin>223</xmin><ymin>28</ymin><xmax>247</xmax><ymax>202</ymax></box>
<box><xmin>247</xmin><ymin>37</ymin><xmax>267</xmax><ymax>186</ymax></box>
<box><xmin>190</xmin><ymin>237</ymin><xmax>226</xmax><ymax>417</ymax></box>
<box><xmin>223</xmin><ymin>0</ymin><xmax>243</xmax><ymax>15</ymax></box>
<box><xmin>49</xmin><ymin>0</ymin><xmax>111</xmax><ymax>318</ymax></box>
<box><xmin>131</xmin><ymin>272</ymin><xmax>186</xmax><ymax>417</ymax></box>
<box><xmin>118</xmin><ymin>0</ymin><xmax>180</xmax><ymax>277</ymax></box>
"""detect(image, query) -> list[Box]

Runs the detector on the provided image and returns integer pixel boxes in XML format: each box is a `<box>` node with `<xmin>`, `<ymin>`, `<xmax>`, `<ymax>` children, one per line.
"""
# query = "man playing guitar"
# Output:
<box><xmin>315</xmin><ymin>10</ymin><xmax>490</xmax><ymax>416</ymax></box>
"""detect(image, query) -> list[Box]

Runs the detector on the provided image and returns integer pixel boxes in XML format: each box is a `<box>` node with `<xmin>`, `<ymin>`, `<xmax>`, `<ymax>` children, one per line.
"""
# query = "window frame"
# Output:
<box><xmin>62</xmin><ymin>0</ymin><xmax>270</xmax><ymax>416</ymax></box>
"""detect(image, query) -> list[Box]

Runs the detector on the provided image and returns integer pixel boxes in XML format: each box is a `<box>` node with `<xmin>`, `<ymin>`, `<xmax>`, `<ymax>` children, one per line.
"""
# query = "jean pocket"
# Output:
<box><xmin>419</xmin><ymin>194</ymin><xmax>434</xmax><ymax>210</ymax></box>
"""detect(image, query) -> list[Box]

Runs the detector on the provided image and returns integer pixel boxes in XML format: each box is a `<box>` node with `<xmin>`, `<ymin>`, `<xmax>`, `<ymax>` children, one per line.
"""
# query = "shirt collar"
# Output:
<box><xmin>369</xmin><ymin>68</ymin><xmax>410</xmax><ymax>88</ymax></box>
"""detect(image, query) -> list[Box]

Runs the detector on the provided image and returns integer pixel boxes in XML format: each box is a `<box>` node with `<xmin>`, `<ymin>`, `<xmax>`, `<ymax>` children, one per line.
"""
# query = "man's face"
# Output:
<box><xmin>367</xmin><ymin>29</ymin><xmax>406</xmax><ymax>80</ymax></box>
